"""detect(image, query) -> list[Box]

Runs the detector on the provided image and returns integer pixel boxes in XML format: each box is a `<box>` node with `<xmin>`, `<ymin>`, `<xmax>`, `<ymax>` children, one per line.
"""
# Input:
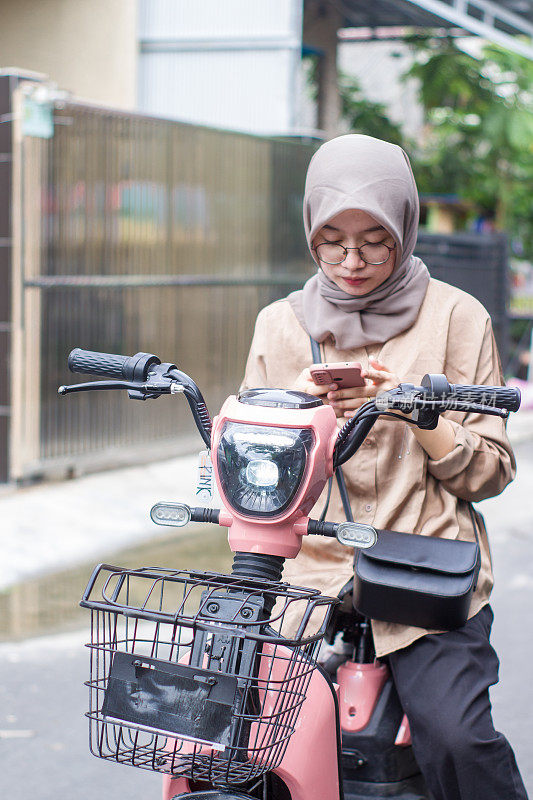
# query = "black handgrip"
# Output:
<box><xmin>190</xmin><ymin>507</ymin><xmax>220</xmax><ymax>524</ymax></box>
<box><xmin>307</xmin><ymin>519</ymin><xmax>338</xmax><ymax>537</ymax></box>
<box><xmin>67</xmin><ymin>348</ymin><xmax>160</xmax><ymax>381</ymax></box>
<box><xmin>68</xmin><ymin>348</ymin><xmax>129</xmax><ymax>378</ymax></box>
<box><xmin>449</xmin><ymin>384</ymin><xmax>521</xmax><ymax>412</ymax></box>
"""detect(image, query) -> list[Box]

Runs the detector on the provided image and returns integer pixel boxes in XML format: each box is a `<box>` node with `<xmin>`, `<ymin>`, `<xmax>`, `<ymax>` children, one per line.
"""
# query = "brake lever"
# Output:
<box><xmin>58</xmin><ymin>360</ymin><xmax>188</xmax><ymax>400</ymax></box>
<box><xmin>58</xmin><ymin>378</ymin><xmax>184</xmax><ymax>400</ymax></box>
<box><xmin>58</xmin><ymin>380</ymin><xmax>140</xmax><ymax>395</ymax></box>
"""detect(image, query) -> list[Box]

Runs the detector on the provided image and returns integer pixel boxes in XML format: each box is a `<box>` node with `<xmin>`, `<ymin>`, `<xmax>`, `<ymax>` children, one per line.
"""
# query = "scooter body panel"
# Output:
<box><xmin>340</xmin><ymin>675</ymin><xmax>428</xmax><ymax>800</ymax></box>
<box><xmin>163</xmin><ymin>776</ymin><xmax>189</xmax><ymax>799</ymax></box>
<box><xmin>211</xmin><ymin>396</ymin><xmax>338</xmax><ymax>558</ymax></box>
<box><xmin>271</xmin><ymin>664</ymin><xmax>341</xmax><ymax>800</ymax></box>
<box><xmin>337</xmin><ymin>660</ymin><xmax>389</xmax><ymax>732</ymax></box>
<box><xmin>163</xmin><ymin>652</ymin><xmax>341</xmax><ymax>800</ymax></box>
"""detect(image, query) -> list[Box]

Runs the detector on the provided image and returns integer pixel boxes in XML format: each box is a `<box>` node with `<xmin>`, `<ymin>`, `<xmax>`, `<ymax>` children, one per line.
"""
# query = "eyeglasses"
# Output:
<box><xmin>313</xmin><ymin>241</ymin><xmax>396</xmax><ymax>266</ymax></box>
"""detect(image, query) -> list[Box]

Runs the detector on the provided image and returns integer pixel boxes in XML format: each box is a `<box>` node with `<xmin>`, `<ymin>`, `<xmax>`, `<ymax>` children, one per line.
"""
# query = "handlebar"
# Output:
<box><xmin>447</xmin><ymin>384</ymin><xmax>521</xmax><ymax>412</ymax></box>
<box><xmin>68</xmin><ymin>348</ymin><xmax>161</xmax><ymax>381</ymax></box>
<box><xmin>418</xmin><ymin>373</ymin><xmax>521</xmax><ymax>412</ymax></box>
<box><xmin>334</xmin><ymin>374</ymin><xmax>521</xmax><ymax>467</ymax></box>
<box><xmin>62</xmin><ymin>347</ymin><xmax>212</xmax><ymax>447</ymax></box>
<box><xmin>61</xmin><ymin>356</ymin><xmax>521</xmax><ymax>470</ymax></box>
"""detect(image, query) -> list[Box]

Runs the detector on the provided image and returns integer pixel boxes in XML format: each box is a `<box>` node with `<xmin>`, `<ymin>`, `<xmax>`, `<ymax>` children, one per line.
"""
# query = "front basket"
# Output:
<box><xmin>81</xmin><ymin>564</ymin><xmax>337</xmax><ymax>785</ymax></box>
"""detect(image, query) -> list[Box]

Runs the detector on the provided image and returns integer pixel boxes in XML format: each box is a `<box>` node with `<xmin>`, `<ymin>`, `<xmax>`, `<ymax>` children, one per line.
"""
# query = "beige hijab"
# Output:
<box><xmin>288</xmin><ymin>135</ymin><xmax>430</xmax><ymax>351</ymax></box>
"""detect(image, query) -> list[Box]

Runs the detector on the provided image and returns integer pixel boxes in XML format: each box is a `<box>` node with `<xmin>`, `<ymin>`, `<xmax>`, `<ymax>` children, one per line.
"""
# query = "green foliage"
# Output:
<box><xmin>337</xmin><ymin>35</ymin><xmax>533</xmax><ymax>257</ymax></box>
<box><xmin>339</xmin><ymin>72</ymin><xmax>405</xmax><ymax>146</ymax></box>
<box><xmin>404</xmin><ymin>35</ymin><xmax>494</xmax><ymax>116</ymax></box>
<box><xmin>403</xmin><ymin>35</ymin><xmax>533</xmax><ymax>255</ymax></box>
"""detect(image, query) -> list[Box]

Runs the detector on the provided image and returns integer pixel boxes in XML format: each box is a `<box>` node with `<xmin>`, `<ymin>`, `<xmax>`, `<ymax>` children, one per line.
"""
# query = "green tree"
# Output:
<box><xmin>339</xmin><ymin>72</ymin><xmax>405</xmax><ymax>147</ymax></box>
<box><xmin>403</xmin><ymin>35</ymin><xmax>533</xmax><ymax>255</ymax></box>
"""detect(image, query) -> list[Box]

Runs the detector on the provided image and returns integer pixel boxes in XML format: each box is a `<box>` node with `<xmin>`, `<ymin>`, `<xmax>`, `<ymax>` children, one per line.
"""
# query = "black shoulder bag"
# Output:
<box><xmin>310</xmin><ymin>337</ymin><xmax>481</xmax><ymax>631</ymax></box>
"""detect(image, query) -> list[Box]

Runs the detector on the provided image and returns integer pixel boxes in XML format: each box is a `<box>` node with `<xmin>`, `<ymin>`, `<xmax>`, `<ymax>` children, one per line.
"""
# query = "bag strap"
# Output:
<box><xmin>466</xmin><ymin>502</ymin><xmax>481</xmax><ymax>548</ymax></box>
<box><xmin>336</xmin><ymin>468</ymin><xmax>354</xmax><ymax>523</ymax></box>
<box><xmin>310</xmin><ymin>337</ymin><xmax>321</xmax><ymax>364</ymax></box>
<box><xmin>466</xmin><ymin>502</ymin><xmax>482</xmax><ymax>588</ymax></box>
<box><xmin>310</xmin><ymin>336</ymin><xmax>355</xmax><ymax>523</ymax></box>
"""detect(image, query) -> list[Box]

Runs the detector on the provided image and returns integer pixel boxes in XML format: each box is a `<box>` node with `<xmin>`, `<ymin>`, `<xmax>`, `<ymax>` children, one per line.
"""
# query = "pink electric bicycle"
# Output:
<box><xmin>60</xmin><ymin>347</ymin><xmax>520</xmax><ymax>800</ymax></box>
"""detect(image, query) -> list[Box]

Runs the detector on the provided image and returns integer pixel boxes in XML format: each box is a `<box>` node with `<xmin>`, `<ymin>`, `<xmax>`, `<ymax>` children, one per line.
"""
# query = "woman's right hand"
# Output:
<box><xmin>292</xmin><ymin>367</ymin><xmax>380</xmax><ymax>418</ymax></box>
<box><xmin>290</xmin><ymin>368</ymin><xmax>338</xmax><ymax>401</ymax></box>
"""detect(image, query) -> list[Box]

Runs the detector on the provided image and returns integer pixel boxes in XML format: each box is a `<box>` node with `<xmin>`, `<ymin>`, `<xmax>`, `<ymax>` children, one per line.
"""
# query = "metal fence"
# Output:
<box><xmin>2</xmin><ymin>78</ymin><xmax>510</xmax><ymax>482</ymax></box>
<box><xmin>416</xmin><ymin>231</ymin><xmax>509</xmax><ymax>366</ymax></box>
<box><xmin>9</xmin><ymin>90</ymin><xmax>316</xmax><ymax>480</ymax></box>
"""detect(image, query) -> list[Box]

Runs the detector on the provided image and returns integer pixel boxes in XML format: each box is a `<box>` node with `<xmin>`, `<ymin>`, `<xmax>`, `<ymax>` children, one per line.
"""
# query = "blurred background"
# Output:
<box><xmin>0</xmin><ymin>1</ymin><xmax>532</xmax><ymax>798</ymax></box>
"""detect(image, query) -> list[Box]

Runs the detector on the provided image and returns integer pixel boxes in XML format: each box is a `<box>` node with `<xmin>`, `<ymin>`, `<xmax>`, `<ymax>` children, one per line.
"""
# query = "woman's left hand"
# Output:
<box><xmin>329</xmin><ymin>358</ymin><xmax>457</xmax><ymax>460</ymax></box>
<box><xmin>327</xmin><ymin>359</ymin><xmax>401</xmax><ymax>418</ymax></box>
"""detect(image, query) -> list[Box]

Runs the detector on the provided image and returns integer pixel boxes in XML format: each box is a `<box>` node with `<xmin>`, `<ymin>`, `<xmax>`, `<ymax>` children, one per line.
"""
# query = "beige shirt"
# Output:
<box><xmin>241</xmin><ymin>278</ymin><xmax>516</xmax><ymax>657</ymax></box>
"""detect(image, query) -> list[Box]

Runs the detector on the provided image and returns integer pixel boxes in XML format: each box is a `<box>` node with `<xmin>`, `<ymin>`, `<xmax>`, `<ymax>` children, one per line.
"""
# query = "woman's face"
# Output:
<box><xmin>312</xmin><ymin>209</ymin><xmax>397</xmax><ymax>296</ymax></box>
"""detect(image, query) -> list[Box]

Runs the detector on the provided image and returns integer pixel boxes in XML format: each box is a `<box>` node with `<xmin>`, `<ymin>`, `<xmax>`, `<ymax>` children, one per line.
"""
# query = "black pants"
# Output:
<box><xmin>388</xmin><ymin>606</ymin><xmax>529</xmax><ymax>800</ymax></box>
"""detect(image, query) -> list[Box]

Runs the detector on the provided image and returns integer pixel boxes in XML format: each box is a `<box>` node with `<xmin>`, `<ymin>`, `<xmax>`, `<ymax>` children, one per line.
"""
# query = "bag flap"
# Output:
<box><xmin>360</xmin><ymin>529</ymin><xmax>479</xmax><ymax>576</ymax></box>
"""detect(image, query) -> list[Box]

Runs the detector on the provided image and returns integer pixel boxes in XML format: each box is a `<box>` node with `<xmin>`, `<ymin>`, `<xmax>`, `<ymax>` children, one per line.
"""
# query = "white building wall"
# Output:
<box><xmin>138</xmin><ymin>0</ymin><xmax>304</xmax><ymax>134</ymax></box>
<box><xmin>139</xmin><ymin>0</ymin><xmax>297</xmax><ymax>39</ymax></box>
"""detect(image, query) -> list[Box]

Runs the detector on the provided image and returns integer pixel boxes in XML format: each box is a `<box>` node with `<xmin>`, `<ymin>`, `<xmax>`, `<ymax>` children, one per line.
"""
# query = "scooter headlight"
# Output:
<box><xmin>246</xmin><ymin>459</ymin><xmax>279</xmax><ymax>488</ymax></box>
<box><xmin>216</xmin><ymin>423</ymin><xmax>314</xmax><ymax>517</ymax></box>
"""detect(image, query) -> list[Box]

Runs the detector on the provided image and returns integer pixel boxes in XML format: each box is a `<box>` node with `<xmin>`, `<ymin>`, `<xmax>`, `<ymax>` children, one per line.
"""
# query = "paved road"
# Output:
<box><xmin>1</xmin><ymin>443</ymin><xmax>532</xmax><ymax>800</ymax></box>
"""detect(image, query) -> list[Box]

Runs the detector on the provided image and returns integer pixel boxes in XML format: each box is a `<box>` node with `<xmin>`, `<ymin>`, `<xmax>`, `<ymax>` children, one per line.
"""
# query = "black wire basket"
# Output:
<box><xmin>80</xmin><ymin>564</ymin><xmax>337</xmax><ymax>785</ymax></box>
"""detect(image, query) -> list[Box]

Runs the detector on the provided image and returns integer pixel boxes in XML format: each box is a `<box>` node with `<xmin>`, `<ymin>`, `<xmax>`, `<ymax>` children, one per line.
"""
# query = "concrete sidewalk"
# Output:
<box><xmin>1</xmin><ymin>411</ymin><xmax>532</xmax><ymax>591</ymax></box>
<box><xmin>0</xmin><ymin>453</ymin><xmax>201</xmax><ymax>590</ymax></box>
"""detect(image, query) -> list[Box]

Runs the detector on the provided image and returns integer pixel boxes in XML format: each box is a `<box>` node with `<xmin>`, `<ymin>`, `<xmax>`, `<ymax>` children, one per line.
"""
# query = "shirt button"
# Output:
<box><xmin>365</xmin><ymin>504</ymin><xmax>373</xmax><ymax>512</ymax></box>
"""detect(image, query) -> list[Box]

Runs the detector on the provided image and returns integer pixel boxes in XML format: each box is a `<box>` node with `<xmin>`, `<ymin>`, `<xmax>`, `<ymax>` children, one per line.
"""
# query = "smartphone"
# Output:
<box><xmin>309</xmin><ymin>361</ymin><xmax>366</xmax><ymax>389</ymax></box>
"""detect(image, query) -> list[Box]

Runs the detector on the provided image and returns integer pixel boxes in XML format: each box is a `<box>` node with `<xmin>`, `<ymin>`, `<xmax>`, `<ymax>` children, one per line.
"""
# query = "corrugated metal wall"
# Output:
<box><xmin>12</xmin><ymin>99</ymin><xmax>315</xmax><ymax>480</ymax></box>
<box><xmin>137</xmin><ymin>0</ymin><xmax>304</xmax><ymax>134</ymax></box>
<box><xmin>416</xmin><ymin>232</ymin><xmax>509</xmax><ymax>365</ymax></box>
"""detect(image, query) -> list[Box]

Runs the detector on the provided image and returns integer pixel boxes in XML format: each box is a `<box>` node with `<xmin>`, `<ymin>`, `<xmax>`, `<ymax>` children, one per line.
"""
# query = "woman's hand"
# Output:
<box><xmin>327</xmin><ymin>359</ymin><xmax>400</xmax><ymax>418</ymax></box>
<box><xmin>342</xmin><ymin>359</ymin><xmax>455</xmax><ymax>459</ymax></box>
<box><xmin>290</xmin><ymin>367</ymin><xmax>338</xmax><ymax>400</ymax></box>
<box><xmin>295</xmin><ymin>360</ymin><xmax>456</xmax><ymax>459</ymax></box>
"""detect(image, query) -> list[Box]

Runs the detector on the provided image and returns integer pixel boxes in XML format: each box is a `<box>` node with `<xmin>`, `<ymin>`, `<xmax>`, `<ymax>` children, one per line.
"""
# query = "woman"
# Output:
<box><xmin>241</xmin><ymin>135</ymin><xmax>528</xmax><ymax>800</ymax></box>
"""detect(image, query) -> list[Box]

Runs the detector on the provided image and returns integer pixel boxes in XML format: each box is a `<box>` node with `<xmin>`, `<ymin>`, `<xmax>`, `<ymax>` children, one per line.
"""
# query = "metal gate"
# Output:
<box><xmin>416</xmin><ymin>231</ymin><xmax>509</xmax><ymax>366</ymax></box>
<box><xmin>4</xmin><ymin>78</ymin><xmax>315</xmax><ymax>482</ymax></box>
